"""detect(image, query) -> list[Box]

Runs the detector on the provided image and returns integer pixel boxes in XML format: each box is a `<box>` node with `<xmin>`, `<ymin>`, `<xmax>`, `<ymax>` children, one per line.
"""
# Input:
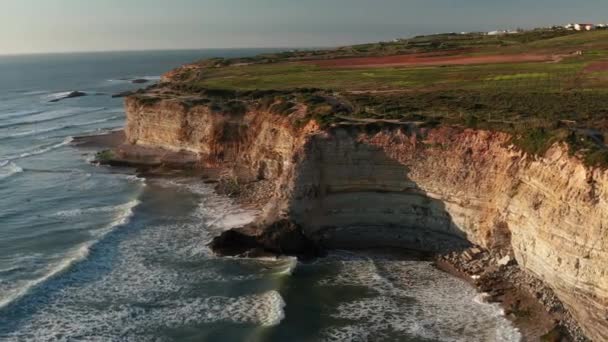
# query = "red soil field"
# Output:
<box><xmin>310</xmin><ymin>53</ymin><xmax>555</xmax><ymax>68</ymax></box>
<box><xmin>585</xmin><ymin>61</ymin><xmax>608</xmax><ymax>72</ymax></box>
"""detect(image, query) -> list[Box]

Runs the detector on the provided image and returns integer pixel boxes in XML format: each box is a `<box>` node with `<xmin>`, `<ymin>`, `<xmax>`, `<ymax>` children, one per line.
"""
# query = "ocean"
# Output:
<box><xmin>0</xmin><ymin>50</ymin><xmax>521</xmax><ymax>341</ymax></box>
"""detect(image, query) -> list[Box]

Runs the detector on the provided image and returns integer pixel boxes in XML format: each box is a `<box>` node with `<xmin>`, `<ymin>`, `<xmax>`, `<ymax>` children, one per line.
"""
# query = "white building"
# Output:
<box><xmin>574</xmin><ymin>23</ymin><xmax>595</xmax><ymax>31</ymax></box>
<box><xmin>487</xmin><ymin>30</ymin><xmax>518</xmax><ymax>36</ymax></box>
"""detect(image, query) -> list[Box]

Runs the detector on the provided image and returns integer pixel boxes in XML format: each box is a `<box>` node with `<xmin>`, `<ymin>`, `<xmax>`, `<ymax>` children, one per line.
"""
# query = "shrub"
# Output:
<box><xmin>95</xmin><ymin>150</ymin><xmax>115</xmax><ymax>162</ymax></box>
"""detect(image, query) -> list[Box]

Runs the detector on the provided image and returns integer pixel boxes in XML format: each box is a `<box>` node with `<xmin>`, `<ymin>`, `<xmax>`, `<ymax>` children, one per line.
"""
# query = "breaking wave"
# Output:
<box><xmin>0</xmin><ymin>199</ymin><xmax>140</xmax><ymax>311</ymax></box>
<box><xmin>53</xmin><ymin>199</ymin><xmax>142</xmax><ymax>219</ymax></box>
<box><xmin>318</xmin><ymin>253</ymin><xmax>521</xmax><ymax>342</ymax></box>
<box><xmin>0</xmin><ymin>161</ymin><xmax>23</xmax><ymax>180</ymax></box>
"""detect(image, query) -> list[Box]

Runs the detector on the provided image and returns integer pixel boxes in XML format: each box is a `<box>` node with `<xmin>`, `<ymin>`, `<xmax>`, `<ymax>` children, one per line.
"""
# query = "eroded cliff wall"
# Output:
<box><xmin>124</xmin><ymin>96</ymin><xmax>607</xmax><ymax>341</ymax></box>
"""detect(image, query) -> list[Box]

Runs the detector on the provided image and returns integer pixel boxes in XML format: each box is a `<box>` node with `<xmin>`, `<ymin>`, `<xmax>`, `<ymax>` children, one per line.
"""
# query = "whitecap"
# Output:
<box><xmin>0</xmin><ymin>161</ymin><xmax>23</xmax><ymax>180</ymax></box>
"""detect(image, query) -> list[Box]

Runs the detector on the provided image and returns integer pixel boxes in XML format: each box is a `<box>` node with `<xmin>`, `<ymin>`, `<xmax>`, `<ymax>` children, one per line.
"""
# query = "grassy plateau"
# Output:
<box><xmin>147</xmin><ymin>28</ymin><xmax>608</xmax><ymax>167</ymax></box>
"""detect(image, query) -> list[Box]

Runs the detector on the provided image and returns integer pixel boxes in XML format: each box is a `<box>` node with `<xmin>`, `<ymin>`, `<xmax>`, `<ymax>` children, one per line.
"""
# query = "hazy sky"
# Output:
<box><xmin>1</xmin><ymin>0</ymin><xmax>606</xmax><ymax>54</ymax></box>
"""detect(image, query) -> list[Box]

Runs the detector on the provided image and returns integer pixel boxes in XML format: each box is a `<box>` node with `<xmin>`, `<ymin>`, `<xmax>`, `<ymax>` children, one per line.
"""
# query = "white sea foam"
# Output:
<box><xmin>0</xmin><ymin>180</ymin><xmax>286</xmax><ymax>341</ymax></box>
<box><xmin>124</xmin><ymin>174</ymin><xmax>146</xmax><ymax>184</ymax></box>
<box><xmin>149</xmin><ymin>290</ymin><xmax>287</xmax><ymax>327</ymax></box>
<box><xmin>0</xmin><ymin>199</ymin><xmax>140</xmax><ymax>311</ymax></box>
<box><xmin>53</xmin><ymin>199</ymin><xmax>141</xmax><ymax>219</ymax></box>
<box><xmin>0</xmin><ymin>245</ymin><xmax>90</xmax><ymax>311</ymax></box>
<box><xmin>319</xmin><ymin>254</ymin><xmax>522</xmax><ymax>342</ymax></box>
<box><xmin>3</xmin><ymin>290</ymin><xmax>285</xmax><ymax>342</ymax></box>
<box><xmin>159</xmin><ymin>179</ymin><xmax>258</xmax><ymax>236</ymax></box>
<box><xmin>0</xmin><ymin>161</ymin><xmax>23</xmax><ymax>180</ymax></box>
<box><xmin>273</xmin><ymin>257</ymin><xmax>298</xmax><ymax>276</ymax></box>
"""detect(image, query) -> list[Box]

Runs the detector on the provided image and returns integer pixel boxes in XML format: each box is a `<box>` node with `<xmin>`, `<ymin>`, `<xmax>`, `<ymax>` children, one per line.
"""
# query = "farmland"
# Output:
<box><xmin>159</xmin><ymin>29</ymin><xmax>608</xmax><ymax>166</ymax></box>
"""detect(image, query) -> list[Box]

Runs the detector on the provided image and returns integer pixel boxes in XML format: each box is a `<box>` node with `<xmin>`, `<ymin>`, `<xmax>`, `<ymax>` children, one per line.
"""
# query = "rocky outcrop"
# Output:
<box><xmin>49</xmin><ymin>91</ymin><xmax>87</xmax><ymax>103</ymax></box>
<box><xmin>121</xmin><ymin>95</ymin><xmax>607</xmax><ymax>341</ymax></box>
<box><xmin>210</xmin><ymin>220</ymin><xmax>323</xmax><ymax>259</ymax></box>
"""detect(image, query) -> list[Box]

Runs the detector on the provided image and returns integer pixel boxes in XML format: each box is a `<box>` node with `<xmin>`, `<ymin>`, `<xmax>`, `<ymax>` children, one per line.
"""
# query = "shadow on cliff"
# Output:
<box><xmin>211</xmin><ymin>124</ymin><xmax>473</xmax><ymax>259</ymax></box>
<box><xmin>255</xmin><ymin>125</ymin><xmax>477</xmax><ymax>341</ymax></box>
<box><xmin>289</xmin><ymin>124</ymin><xmax>473</xmax><ymax>255</ymax></box>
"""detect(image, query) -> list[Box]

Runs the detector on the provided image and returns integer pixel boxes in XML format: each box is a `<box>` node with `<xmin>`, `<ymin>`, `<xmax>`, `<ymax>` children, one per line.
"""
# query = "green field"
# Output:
<box><xmin>153</xmin><ymin>29</ymin><xmax>608</xmax><ymax>167</ymax></box>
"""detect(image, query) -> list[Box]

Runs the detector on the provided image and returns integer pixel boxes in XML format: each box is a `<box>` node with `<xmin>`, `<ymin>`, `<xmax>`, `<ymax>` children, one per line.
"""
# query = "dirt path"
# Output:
<box><xmin>310</xmin><ymin>53</ymin><xmax>556</xmax><ymax>68</ymax></box>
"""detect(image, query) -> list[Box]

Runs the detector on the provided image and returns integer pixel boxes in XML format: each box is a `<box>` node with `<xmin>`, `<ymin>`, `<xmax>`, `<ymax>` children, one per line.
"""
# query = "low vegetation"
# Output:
<box><xmin>156</xmin><ymin>29</ymin><xmax>608</xmax><ymax>168</ymax></box>
<box><xmin>95</xmin><ymin>150</ymin><xmax>115</xmax><ymax>162</ymax></box>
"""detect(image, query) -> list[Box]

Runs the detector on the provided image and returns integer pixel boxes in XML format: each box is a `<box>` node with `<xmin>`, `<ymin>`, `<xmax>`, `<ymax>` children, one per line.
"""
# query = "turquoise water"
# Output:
<box><xmin>0</xmin><ymin>50</ymin><xmax>521</xmax><ymax>341</ymax></box>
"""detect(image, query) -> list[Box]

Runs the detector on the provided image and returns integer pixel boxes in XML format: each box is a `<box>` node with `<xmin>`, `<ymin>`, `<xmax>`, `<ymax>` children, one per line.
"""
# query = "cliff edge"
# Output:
<box><xmin>102</xmin><ymin>89</ymin><xmax>608</xmax><ymax>341</ymax></box>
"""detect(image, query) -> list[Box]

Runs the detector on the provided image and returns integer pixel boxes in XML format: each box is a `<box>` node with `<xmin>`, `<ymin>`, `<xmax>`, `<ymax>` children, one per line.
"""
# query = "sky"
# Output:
<box><xmin>1</xmin><ymin>0</ymin><xmax>607</xmax><ymax>54</ymax></box>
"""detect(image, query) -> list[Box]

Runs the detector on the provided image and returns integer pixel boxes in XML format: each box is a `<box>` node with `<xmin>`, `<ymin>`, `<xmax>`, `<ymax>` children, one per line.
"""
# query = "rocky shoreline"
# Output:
<box><xmin>77</xmin><ymin>120</ymin><xmax>599</xmax><ymax>341</ymax></box>
<box><xmin>436</xmin><ymin>248</ymin><xmax>589</xmax><ymax>342</ymax></box>
<box><xmin>196</xmin><ymin>168</ymin><xmax>588</xmax><ymax>342</ymax></box>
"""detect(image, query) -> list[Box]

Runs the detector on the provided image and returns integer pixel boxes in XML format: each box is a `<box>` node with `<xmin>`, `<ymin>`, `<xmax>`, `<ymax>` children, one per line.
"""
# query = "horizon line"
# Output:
<box><xmin>0</xmin><ymin>45</ymin><xmax>339</xmax><ymax>58</ymax></box>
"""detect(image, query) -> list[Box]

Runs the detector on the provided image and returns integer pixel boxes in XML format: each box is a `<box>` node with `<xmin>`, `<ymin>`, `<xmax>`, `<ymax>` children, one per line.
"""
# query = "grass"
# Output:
<box><xmin>155</xmin><ymin>29</ymin><xmax>608</xmax><ymax>168</ymax></box>
<box><xmin>193</xmin><ymin>28</ymin><xmax>581</xmax><ymax>66</ymax></box>
<box><xmin>189</xmin><ymin>60</ymin><xmax>590</xmax><ymax>93</ymax></box>
<box><xmin>95</xmin><ymin>150</ymin><xmax>115</xmax><ymax>162</ymax></box>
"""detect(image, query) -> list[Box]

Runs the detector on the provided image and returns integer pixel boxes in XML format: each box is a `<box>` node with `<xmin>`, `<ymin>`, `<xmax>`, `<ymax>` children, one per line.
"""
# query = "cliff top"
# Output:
<box><xmin>139</xmin><ymin>29</ymin><xmax>608</xmax><ymax>167</ymax></box>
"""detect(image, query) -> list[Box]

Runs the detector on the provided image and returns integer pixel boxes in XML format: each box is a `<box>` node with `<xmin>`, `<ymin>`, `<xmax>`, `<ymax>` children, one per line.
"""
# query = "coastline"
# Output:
<box><xmin>76</xmin><ymin>130</ymin><xmax>588</xmax><ymax>341</ymax></box>
<box><xmin>435</xmin><ymin>250</ymin><xmax>588</xmax><ymax>342</ymax></box>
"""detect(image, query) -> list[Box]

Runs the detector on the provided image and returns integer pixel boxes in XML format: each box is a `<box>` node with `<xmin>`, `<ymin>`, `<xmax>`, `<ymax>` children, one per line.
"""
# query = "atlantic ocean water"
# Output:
<box><xmin>0</xmin><ymin>50</ymin><xmax>521</xmax><ymax>341</ymax></box>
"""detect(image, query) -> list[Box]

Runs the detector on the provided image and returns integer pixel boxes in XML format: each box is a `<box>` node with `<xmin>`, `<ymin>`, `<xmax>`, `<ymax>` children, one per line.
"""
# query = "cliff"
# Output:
<box><xmin>118</xmin><ymin>94</ymin><xmax>607</xmax><ymax>341</ymax></box>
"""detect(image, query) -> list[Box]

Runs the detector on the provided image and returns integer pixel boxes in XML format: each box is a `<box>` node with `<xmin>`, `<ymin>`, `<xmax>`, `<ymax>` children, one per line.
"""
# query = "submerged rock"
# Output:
<box><xmin>49</xmin><ymin>91</ymin><xmax>87</xmax><ymax>102</ymax></box>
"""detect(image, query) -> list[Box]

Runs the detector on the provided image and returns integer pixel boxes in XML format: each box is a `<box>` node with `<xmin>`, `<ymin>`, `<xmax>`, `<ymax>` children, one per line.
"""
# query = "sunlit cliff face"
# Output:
<box><xmin>124</xmin><ymin>96</ymin><xmax>607</xmax><ymax>341</ymax></box>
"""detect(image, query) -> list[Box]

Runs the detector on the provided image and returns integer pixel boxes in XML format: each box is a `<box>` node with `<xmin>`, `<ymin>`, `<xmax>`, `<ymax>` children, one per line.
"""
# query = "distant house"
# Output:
<box><xmin>565</xmin><ymin>23</ymin><xmax>596</xmax><ymax>31</ymax></box>
<box><xmin>487</xmin><ymin>29</ymin><xmax>518</xmax><ymax>36</ymax></box>
<box><xmin>574</xmin><ymin>23</ymin><xmax>595</xmax><ymax>31</ymax></box>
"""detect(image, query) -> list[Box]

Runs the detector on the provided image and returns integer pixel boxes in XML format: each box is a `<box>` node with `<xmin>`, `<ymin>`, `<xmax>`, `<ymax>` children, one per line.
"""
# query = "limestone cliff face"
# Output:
<box><xmin>124</xmin><ymin>96</ymin><xmax>317</xmax><ymax>181</ymax></box>
<box><xmin>124</xmin><ymin>96</ymin><xmax>607</xmax><ymax>341</ymax></box>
